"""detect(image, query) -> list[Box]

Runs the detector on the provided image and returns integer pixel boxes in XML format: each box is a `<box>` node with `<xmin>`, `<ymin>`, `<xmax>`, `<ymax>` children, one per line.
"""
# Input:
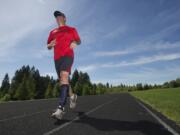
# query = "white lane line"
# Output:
<box><xmin>43</xmin><ymin>98</ymin><xmax>118</xmax><ymax>135</ymax></box>
<box><xmin>0</xmin><ymin>109</ymin><xmax>52</xmax><ymax>122</ymax></box>
<box><xmin>0</xmin><ymin>98</ymin><xmax>57</xmax><ymax>104</ymax></box>
<box><xmin>136</xmin><ymin>99</ymin><xmax>179</xmax><ymax>135</ymax></box>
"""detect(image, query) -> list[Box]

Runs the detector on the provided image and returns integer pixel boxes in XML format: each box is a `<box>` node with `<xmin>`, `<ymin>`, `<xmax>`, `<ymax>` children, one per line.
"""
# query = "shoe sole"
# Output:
<box><xmin>51</xmin><ymin>111</ymin><xmax>65</xmax><ymax>120</ymax></box>
<box><xmin>51</xmin><ymin>114</ymin><xmax>64</xmax><ymax>120</ymax></box>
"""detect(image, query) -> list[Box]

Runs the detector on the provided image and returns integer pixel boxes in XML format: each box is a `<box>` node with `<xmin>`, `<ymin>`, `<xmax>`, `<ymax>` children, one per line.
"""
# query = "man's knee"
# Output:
<box><xmin>60</xmin><ymin>71</ymin><xmax>69</xmax><ymax>84</ymax></box>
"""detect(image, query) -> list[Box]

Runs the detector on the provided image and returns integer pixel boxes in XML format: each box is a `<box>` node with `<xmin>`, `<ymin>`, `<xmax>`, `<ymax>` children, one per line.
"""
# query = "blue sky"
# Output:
<box><xmin>0</xmin><ymin>0</ymin><xmax>180</xmax><ymax>86</ymax></box>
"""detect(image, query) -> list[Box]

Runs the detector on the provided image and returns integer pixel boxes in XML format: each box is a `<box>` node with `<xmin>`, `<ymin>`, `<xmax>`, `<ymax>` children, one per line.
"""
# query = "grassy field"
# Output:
<box><xmin>130</xmin><ymin>87</ymin><xmax>180</xmax><ymax>126</ymax></box>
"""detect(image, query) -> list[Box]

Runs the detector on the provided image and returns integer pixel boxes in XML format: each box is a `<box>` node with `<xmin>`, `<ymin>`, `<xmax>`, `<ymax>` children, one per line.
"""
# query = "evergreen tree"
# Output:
<box><xmin>169</xmin><ymin>80</ymin><xmax>178</xmax><ymax>88</ymax></box>
<box><xmin>71</xmin><ymin>69</ymin><xmax>79</xmax><ymax>89</ymax></box>
<box><xmin>176</xmin><ymin>78</ymin><xmax>180</xmax><ymax>87</ymax></box>
<box><xmin>143</xmin><ymin>84</ymin><xmax>149</xmax><ymax>90</ymax></box>
<box><xmin>1</xmin><ymin>93</ymin><xmax>11</xmax><ymax>101</ymax></box>
<box><xmin>52</xmin><ymin>83</ymin><xmax>60</xmax><ymax>97</ymax></box>
<box><xmin>0</xmin><ymin>73</ymin><xmax>10</xmax><ymax>97</ymax></box>
<box><xmin>15</xmin><ymin>75</ymin><xmax>29</xmax><ymax>100</ymax></box>
<box><xmin>106</xmin><ymin>82</ymin><xmax>109</xmax><ymax>88</ymax></box>
<box><xmin>26</xmin><ymin>75</ymin><xmax>36</xmax><ymax>99</ymax></box>
<box><xmin>81</xmin><ymin>72</ymin><xmax>90</xmax><ymax>84</ymax></box>
<box><xmin>74</xmin><ymin>81</ymin><xmax>82</xmax><ymax>96</ymax></box>
<box><xmin>45</xmin><ymin>82</ymin><xmax>53</xmax><ymax>98</ymax></box>
<box><xmin>10</xmin><ymin>65</ymin><xmax>30</xmax><ymax>99</ymax></box>
<box><xmin>82</xmin><ymin>84</ymin><xmax>91</xmax><ymax>95</ymax></box>
<box><xmin>136</xmin><ymin>83</ymin><xmax>143</xmax><ymax>90</ymax></box>
<box><xmin>91</xmin><ymin>84</ymin><xmax>97</xmax><ymax>95</ymax></box>
<box><xmin>163</xmin><ymin>82</ymin><xmax>169</xmax><ymax>88</ymax></box>
<box><xmin>96</xmin><ymin>83</ymin><xmax>106</xmax><ymax>94</ymax></box>
<box><xmin>32</xmin><ymin>69</ymin><xmax>40</xmax><ymax>99</ymax></box>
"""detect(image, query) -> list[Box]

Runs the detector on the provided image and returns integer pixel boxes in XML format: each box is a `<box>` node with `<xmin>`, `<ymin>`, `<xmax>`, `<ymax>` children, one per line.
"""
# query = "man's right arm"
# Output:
<box><xmin>47</xmin><ymin>31</ymin><xmax>55</xmax><ymax>50</ymax></box>
<box><xmin>47</xmin><ymin>39</ymin><xmax>56</xmax><ymax>50</ymax></box>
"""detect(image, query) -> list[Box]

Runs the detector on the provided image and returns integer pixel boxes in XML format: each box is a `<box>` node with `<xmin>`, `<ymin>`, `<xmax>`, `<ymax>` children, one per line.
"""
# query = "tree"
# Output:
<box><xmin>71</xmin><ymin>69</ymin><xmax>79</xmax><ymax>89</ymax></box>
<box><xmin>52</xmin><ymin>83</ymin><xmax>60</xmax><ymax>97</ymax></box>
<box><xmin>176</xmin><ymin>78</ymin><xmax>180</xmax><ymax>87</ymax></box>
<box><xmin>169</xmin><ymin>80</ymin><xmax>178</xmax><ymax>88</ymax></box>
<box><xmin>1</xmin><ymin>94</ymin><xmax>11</xmax><ymax>101</ymax></box>
<box><xmin>45</xmin><ymin>82</ymin><xmax>53</xmax><ymax>98</ymax></box>
<box><xmin>26</xmin><ymin>75</ymin><xmax>36</xmax><ymax>99</ymax></box>
<box><xmin>9</xmin><ymin>80</ymin><xmax>17</xmax><ymax>100</ymax></box>
<box><xmin>9</xmin><ymin>65</ymin><xmax>31</xmax><ymax>99</ymax></box>
<box><xmin>143</xmin><ymin>84</ymin><xmax>149</xmax><ymax>90</ymax></box>
<box><xmin>136</xmin><ymin>83</ymin><xmax>143</xmax><ymax>90</ymax></box>
<box><xmin>82</xmin><ymin>84</ymin><xmax>91</xmax><ymax>95</ymax></box>
<box><xmin>91</xmin><ymin>84</ymin><xmax>96</xmax><ymax>95</ymax></box>
<box><xmin>15</xmin><ymin>75</ymin><xmax>29</xmax><ymax>100</ymax></box>
<box><xmin>163</xmin><ymin>82</ymin><xmax>169</xmax><ymax>88</ymax></box>
<box><xmin>31</xmin><ymin>68</ymin><xmax>41</xmax><ymax>99</ymax></box>
<box><xmin>74</xmin><ymin>82</ymin><xmax>82</xmax><ymax>96</ymax></box>
<box><xmin>0</xmin><ymin>73</ymin><xmax>10</xmax><ymax>97</ymax></box>
<box><xmin>106</xmin><ymin>82</ymin><xmax>109</xmax><ymax>88</ymax></box>
<box><xmin>82</xmin><ymin>72</ymin><xmax>90</xmax><ymax>83</ymax></box>
<box><xmin>96</xmin><ymin>83</ymin><xmax>106</xmax><ymax>94</ymax></box>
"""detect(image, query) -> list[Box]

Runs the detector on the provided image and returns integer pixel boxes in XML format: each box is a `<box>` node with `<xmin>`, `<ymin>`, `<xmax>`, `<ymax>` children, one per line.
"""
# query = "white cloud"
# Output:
<box><xmin>78</xmin><ymin>53</ymin><xmax>180</xmax><ymax>72</ymax></box>
<box><xmin>37</xmin><ymin>0</ymin><xmax>46</xmax><ymax>4</ymax></box>
<box><xmin>102</xmin><ymin>53</ymin><xmax>180</xmax><ymax>67</ymax></box>
<box><xmin>41</xmin><ymin>72</ymin><xmax>57</xmax><ymax>78</ymax></box>
<box><xmin>94</xmin><ymin>40</ymin><xmax>180</xmax><ymax>57</ymax></box>
<box><xmin>79</xmin><ymin>22</ymin><xmax>127</xmax><ymax>47</ymax></box>
<box><xmin>0</xmin><ymin>78</ymin><xmax>3</xmax><ymax>87</ymax></box>
<box><xmin>0</xmin><ymin>0</ymin><xmax>67</xmax><ymax>61</ymax></box>
<box><xmin>34</xmin><ymin>49</ymin><xmax>53</xmax><ymax>59</ymax></box>
<box><xmin>104</xmin><ymin>25</ymin><xmax>127</xmax><ymax>39</ymax></box>
<box><xmin>0</xmin><ymin>27</ymin><xmax>33</xmax><ymax>61</ymax></box>
<box><xmin>148</xmin><ymin>23</ymin><xmax>180</xmax><ymax>42</ymax></box>
<box><xmin>78</xmin><ymin>65</ymin><xmax>98</xmax><ymax>72</ymax></box>
<box><xmin>95</xmin><ymin>50</ymin><xmax>133</xmax><ymax>57</ymax></box>
<box><xmin>79</xmin><ymin>24</ymin><xmax>100</xmax><ymax>46</ymax></box>
<box><xmin>92</xmin><ymin>65</ymin><xmax>180</xmax><ymax>85</ymax></box>
<box><xmin>94</xmin><ymin>19</ymin><xmax>180</xmax><ymax>57</ymax></box>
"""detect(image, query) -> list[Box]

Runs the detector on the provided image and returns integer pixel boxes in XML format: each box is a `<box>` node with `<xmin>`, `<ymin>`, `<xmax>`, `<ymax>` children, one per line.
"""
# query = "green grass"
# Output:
<box><xmin>130</xmin><ymin>87</ymin><xmax>180</xmax><ymax>126</ymax></box>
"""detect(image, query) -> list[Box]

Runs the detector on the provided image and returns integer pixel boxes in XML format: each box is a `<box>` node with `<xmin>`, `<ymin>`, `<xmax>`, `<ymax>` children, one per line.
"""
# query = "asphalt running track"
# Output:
<box><xmin>0</xmin><ymin>93</ymin><xmax>179</xmax><ymax>135</ymax></box>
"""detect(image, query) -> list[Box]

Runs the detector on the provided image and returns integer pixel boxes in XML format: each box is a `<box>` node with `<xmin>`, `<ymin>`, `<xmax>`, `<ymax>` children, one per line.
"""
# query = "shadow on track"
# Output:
<box><xmin>53</xmin><ymin>111</ymin><xmax>172</xmax><ymax>135</ymax></box>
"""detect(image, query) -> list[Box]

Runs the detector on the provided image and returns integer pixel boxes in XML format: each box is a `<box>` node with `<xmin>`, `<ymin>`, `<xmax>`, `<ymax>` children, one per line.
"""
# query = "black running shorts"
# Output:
<box><xmin>54</xmin><ymin>56</ymin><xmax>74</xmax><ymax>79</ymax></box>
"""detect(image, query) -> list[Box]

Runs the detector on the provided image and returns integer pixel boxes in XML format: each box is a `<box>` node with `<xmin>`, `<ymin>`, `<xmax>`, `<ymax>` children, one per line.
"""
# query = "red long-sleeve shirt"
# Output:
<box><xmin>47</xmin><ymin>25</ymin><xmax>81</xmax><ymax>60</ymax></box>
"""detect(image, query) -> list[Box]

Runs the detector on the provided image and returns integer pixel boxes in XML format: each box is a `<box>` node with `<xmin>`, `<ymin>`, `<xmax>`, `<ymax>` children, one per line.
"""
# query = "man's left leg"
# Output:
<box><xmin>59</xmin><ymin>71</ymin><xmax>77</xmax><ymax>109</ymax></box>
<box><xmin>68</xmin><ymin>76</ymin><xmax>78</xmax><ymax>109</ymax></box>
<box><xmin>68</xmin><ymin>76</ymin><xmax>73</xmax><ymax>97</ymax></box>
<box><xmin>51</xmin><ymin>70</ymin><xmax>69</xmax><ymax>120</ymax></box>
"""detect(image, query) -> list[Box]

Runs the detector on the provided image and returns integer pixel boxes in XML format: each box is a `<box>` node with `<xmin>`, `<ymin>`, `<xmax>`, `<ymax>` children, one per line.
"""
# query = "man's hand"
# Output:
<box><xmin>70</xmin><ymin>41</ymin><xmax>77</xmax><ymax>49</ymax></box>
<box><xmin>47</xmin><ymin>39</ymin><xmax>56</xmax><ymax>50</ymax></box>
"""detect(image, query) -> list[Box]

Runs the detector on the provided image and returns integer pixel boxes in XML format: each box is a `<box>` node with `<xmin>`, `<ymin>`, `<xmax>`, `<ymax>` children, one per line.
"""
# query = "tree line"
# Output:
<box><xmin>107</xmin><ymin>78</ymin><xmax>180</xmax><ymax>93</ymax></box>
<box><xmin>0</xmin><ymin>65</ymin><xmax>107</xmax><ymax>101</ymax></box>
<box><xmin>0</xmin><ymin>65</ymin><xmax>180</xmax><ymax>101</ymax></box>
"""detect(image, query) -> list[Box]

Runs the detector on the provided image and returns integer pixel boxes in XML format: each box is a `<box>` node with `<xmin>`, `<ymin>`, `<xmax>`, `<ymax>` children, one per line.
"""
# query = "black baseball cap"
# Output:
<box><xmin>54</xmin><ymin>10</ymin><xmax>66</xmax><ymax>18</ymax></box>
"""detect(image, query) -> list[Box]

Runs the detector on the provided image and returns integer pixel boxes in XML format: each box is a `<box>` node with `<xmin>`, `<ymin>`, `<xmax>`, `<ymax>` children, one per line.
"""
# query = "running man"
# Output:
<box><xmin>47</xmin><ymin>11</ymin><xmax>81</xmax><ymax>120</ymax></box>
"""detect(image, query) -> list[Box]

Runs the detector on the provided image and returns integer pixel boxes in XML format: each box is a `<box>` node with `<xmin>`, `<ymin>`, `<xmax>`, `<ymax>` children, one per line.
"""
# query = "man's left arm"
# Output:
<box><xmin>70</xmin><ymin>28</ymin><xmax>81</xmax><ymax>49</ymax></box>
